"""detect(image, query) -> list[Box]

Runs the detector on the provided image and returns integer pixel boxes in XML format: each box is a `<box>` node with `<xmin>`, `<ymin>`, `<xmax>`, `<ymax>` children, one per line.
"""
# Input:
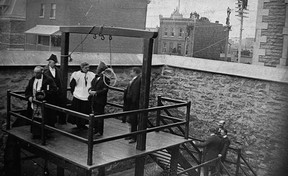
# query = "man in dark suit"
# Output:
<box><xmin>88</xmin><ymin>61</ymin><xmax>110</xmax><ymax>136</ymax></box>
<box><xmin>195</xmin><ymin>128</ymin><xmax>223</xmax><ymax>176</ymax></box>
<box><xmin>219</xmin><ymin>129</ymin><xmax>231</xmax><ymax>173</ymax></box>
<box><xmin>25</xmin><ymin>66</ymin><xmax>58</xmax><ymax>137</ymax></box>
<box><xmin>123</xmin><ymin>67</ymin><xmax>142</xmax><ymax>143</ymax></box>
<box><xmin>44</xmin><ymin>54</ymin><xmax>66</xmax><ymax>124</ymax></box>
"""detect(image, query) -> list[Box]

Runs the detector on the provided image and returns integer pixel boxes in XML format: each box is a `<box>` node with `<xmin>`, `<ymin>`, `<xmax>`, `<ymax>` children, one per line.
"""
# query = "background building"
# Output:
<box><xmin>253</xmin><ymin>0</ymin><xmax>288</xmax><ymax>67</ymax></box>
<box><xmin>12</xmin><ymin>0</ymin><xmax>150</xmax><ymax>53</ymax></box>
<box><xmin>0</xmin><ymin>0</ymin><xmax>26</xmax><ymax>50</ymax></box>
<box><xmin>157</xmin><ymin>9</ymin><xmax>226</xmax><ymax>60</ymax></box>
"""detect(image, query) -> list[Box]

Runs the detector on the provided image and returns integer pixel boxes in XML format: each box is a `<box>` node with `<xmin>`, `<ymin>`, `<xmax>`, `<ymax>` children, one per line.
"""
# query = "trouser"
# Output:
<box><xmin>93</xmin><ymin>104</ymin><xmax>105</xmax><ymax>134</ymax></box>
<box><xmin>129</xmin><ymin>115</ymin><xmax>138</xmax><ymax>140</ymax></box>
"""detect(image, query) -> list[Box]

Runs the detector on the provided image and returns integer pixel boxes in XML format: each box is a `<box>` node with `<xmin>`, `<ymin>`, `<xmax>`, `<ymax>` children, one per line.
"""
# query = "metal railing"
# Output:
<box><xmin>150</xmin><ymin>95</ymin><xmax>257</xmax><ymax>176</ymax></box>
<box><xmin>6</xmin><ymin>89</ymin><xmax>191</xmax><ymax>166</ymax></box>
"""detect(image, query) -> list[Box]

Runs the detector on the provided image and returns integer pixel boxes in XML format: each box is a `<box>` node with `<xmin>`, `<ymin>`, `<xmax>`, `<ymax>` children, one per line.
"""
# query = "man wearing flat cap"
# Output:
<box><xmin>44</xmin><ymin>54</ymin><xmax>66</xmax><ymax>124</ymax></box>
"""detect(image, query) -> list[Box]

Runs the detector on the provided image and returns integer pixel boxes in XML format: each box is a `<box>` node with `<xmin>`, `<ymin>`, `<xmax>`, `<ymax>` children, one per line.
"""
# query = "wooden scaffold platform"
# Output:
<box><xmin>4</xmin><ymin>26</ymin><xmax>194</xmax><ymax>176</ymax></box>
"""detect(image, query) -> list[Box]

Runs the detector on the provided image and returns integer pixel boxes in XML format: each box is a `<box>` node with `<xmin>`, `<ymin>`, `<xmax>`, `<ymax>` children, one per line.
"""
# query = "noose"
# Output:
<box><xmin>102</xmin><ymin>34</ymin><xmax>117</xmax><ymax>87</ymax></box>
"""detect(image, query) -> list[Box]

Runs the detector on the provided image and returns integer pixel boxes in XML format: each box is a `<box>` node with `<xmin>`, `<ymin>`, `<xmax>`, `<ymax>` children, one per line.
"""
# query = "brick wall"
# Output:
<box><xmin>193</xmin><ymin>23</ymin><xmax>226</xmax><ymax>60</ymax></box>
<box><xmin>0</xmin><ymin>65</ymin><xmax>287</xmax><ymax>175</ymax></box>
<box><xmin>25</xmin><ymin>0</ymin><xmax>148</xmax><ymax>53</ymax></box>
<box><xmin>0</xmin><ymin>19</ymin><xmax>25</xmax><ymax>50</ymax></box>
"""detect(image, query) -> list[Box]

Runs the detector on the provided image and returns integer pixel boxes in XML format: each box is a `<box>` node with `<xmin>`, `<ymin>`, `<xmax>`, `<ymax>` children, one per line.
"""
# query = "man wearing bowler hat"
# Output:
<box><xmin>44</xmin><ymin>54</ymin><xmax>66</xmax><ymax>124</ymax></box>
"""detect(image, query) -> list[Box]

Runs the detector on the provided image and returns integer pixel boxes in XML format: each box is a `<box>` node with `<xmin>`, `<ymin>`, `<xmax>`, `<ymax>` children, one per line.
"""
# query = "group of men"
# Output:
<box><xmin>24</xmin><ymin>54</ymin><xmax>141</xmax><ymax>142</ymax></box>
<box><xmin>24</xmin><ymin>54</ymin><xmax>231</xmax><ymax>174</ymax></box>
<box><xmin>194</xmin><ymin>120</ymin><xmax>231</xmax><ymax>176</ymax></box>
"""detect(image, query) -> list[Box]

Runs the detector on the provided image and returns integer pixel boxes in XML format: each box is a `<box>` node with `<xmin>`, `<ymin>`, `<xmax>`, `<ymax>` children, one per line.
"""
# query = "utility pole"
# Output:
<box><xmin>236</xmin><ymin>0</ymin><xmax>248</xmax><ymax>63</ymax></box>
<box><xmin>224</xmin><ymin>7</ymin><xmax>231</xmax><ymax>61</ymax></box>
<box><xmin>190</xmin><ymin>17</ymin><xmax>196</xmax><ymax>57</ymax></box>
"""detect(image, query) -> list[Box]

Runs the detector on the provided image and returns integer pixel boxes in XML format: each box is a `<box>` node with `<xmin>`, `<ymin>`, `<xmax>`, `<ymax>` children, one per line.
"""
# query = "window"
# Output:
<box><xmin>37</xmin><ymin>35</ymin><xmax>61</xmax><ymax>47</ymax></box>
<box><xmin>40</xmin><ymin>4</ymin><xmax>45</xmax><ymax>17</ymax></box>
<box><xmin>162</xmin><ymin>42</ymin><xmax>167</xmax><ymax>53</ymax></box>
<box><xmin>38</xmin><ymin>36</ymin><xmax>50</xmax><ymax>46</ymax></box>
<box><xmin>171</xmin><ymin>28</ymin><xmax>174</xmax><ymax>37</ymax></box>
<box><xmin>179</xmin><ymin>28</ymin><xmax>183</xmax><ymax>37</ymax></box>
<box><xmin>164</xmin><ymin>28</ymin><xmax>168</xmax><ymax>36</ymax></box>
<box><xmin>50</xmin><ymin>3</ymin><xmax>56</xmax><ymax>19</ymax></box>
<box><xmin>177</xmin><ymin>43</ymin><xmax>182</xmax><ymax>54</ymax></box>
<box><xmin>51</xmin><ymin>35</ymin><xmax>61</xmax><ymax>47</ymax></box>
<box><xmin>169</xmin><ymin>42</ymin><xmax>173</xmax><ymax>53</ymax></box>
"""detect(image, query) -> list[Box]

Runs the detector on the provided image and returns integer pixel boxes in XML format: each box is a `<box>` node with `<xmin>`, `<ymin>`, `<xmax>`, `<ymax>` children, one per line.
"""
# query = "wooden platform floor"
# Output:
<box><xmin>6</xmin><ymin>118</ymin><xmax>189</xmax><ymax>171</ymax></box>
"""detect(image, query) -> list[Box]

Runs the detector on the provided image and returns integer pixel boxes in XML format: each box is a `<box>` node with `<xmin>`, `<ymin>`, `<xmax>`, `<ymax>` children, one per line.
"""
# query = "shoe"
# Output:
<box><xmin>125</xmin><ymin>136</ymin><xmax>132</xmax><ymax>140</ymax></box>
<box><xmin>32</xmin><ymin>134</ymin><xmax>41</xmax><ymax>139</ymax></box>
<box><xmin>129</xmin><ymin>139</ymin><xmax>136</xmax><ymax>143</ymax></box>
<box><xmin>58</xmin><ymin>121</ymin><xmax>67</xmax><ymax>125</ymax></box>
<box><xmin>82</xmin><ymin>126</ymin><xmax>88</xmax><ymax>130</ymax></box>
<box><xmin>77</xmin><ymin>125</ymin><xmax>88</xmax><ymax>130</ymax></box>
<box><xmin>94</xmin><ymin>132</ymin><xmax>103</xmax><ymax>137</ymax></box>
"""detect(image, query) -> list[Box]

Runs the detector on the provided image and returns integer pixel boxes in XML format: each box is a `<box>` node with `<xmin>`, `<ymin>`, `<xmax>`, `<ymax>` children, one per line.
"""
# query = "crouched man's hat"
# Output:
<box><xmin>47</xmin><ymin>54</ymin><xmax>58</xmax><ymax>63</ymax></box>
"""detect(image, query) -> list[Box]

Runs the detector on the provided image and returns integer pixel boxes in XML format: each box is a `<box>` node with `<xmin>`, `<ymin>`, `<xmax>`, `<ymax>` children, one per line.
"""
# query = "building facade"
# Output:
<box><xmin>157</xmin><ymin>9</ymin><xmax>190</xmax><ymax>56</ymax></box>
<box><xmin>0</xmin><ymin>0</ymin><xmax>26</xmax><ymax>50</ymax></box>
<box><xmin>157</xmin><ymin>9</ymin><xmax>226</xmax><ymax>60</ymax></box>
<box><xmin>24</xmin><ymin>0</ymin><xmax>150</xmax><ymax>53</ymax></box>
<box><xmin>253</xmin><ymin>0</ymin><xmax>288</xmax><ymax>67</ymax></box>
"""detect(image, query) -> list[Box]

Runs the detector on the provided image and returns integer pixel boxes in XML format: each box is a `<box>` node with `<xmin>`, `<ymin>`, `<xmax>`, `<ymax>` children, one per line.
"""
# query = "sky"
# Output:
<box><xmin>146</xmin><ymin>0</ymin><xmax>258</xmax><ymax>38</ymax></box>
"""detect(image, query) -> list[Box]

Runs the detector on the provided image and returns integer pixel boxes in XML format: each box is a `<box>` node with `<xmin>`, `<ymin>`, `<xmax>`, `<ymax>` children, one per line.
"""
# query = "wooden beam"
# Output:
<box><xmin>135</xmin><ymin>156</ymin><xmax>145</xmax><ymax>176</ymax></box>
<box><xmin>60</xmin><ymin>32</ymin><xmax>69</xmax><ymax>99</ymax></box>
<box><xmin>136</xmin><ymin>38</ymin><xmax>154</xmax><ymax>151</ymax></box>
<box><xmin>169</xmin><ymin>145</ymin><xmax>180</xmax><ymax>176</ymax></box>
<box><xmin>60</xmin><ymin>26</ymin><xmax>158</xmax><ymax>39</ymax></box>
<box><xmin>57</xmin><ymin>166</ymin><xmax>64</xmax><ymax>176</ymax></box>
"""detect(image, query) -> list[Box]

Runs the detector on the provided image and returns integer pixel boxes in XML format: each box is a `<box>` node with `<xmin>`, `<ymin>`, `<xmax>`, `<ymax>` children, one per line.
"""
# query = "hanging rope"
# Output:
<box><xmin>103</xmin><ymin>34</ymin><xmax>117</xmax><ymax>87</ymax></box>
<box><xmin>109</xmin><ymin>35</ymin><xmax>113</xmax><ymax>68</ymax></box>
<box><xmin>95</xmin><ymin>33</ymin><xmax>116</xmax><ymax>87</ymax></box>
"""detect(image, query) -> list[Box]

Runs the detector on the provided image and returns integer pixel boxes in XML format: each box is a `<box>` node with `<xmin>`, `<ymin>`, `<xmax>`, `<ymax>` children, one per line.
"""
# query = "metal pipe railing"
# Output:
<box><xmin>177</xmin><ymin>156</ymin><xmax>222</xmax><ymax>175</ymax></box>
<box><xmin>7</xmin><ymin>91</ymin><xmax>191</xmax><ymax>166</ymax></box>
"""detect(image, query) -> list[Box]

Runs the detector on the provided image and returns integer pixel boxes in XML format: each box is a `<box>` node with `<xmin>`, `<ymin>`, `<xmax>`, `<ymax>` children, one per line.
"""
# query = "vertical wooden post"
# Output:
<box><xmin>136</xmin><ymin>38</ymin><xmax>154</xmax><ymax>151</ymax></box>
<box><xmin>57</xmin><ymin>166</ymin><xmax>64</xmax><ymax>176</ymax></box>
<box><xmin>85</xmin><ymin>169</ymin><xmax>92</xmax><ymax>176</ymax></box>
<box><xmin>135</xmin><ymin>156</ymin><xmax>146</xmax><ymax>176</ymax></box>
<box><xmin>41</xmin><ymin>101</ymin><xmax>47</xmax><ymax>145</ymax></box>
<box><xmin>235</xmin><ymin>149</ymin><xmax>241</xmax><ymax>176</ymax></box>
<box><xmin>6</xmin><ymin>90</ymin><xmax>11</xmax><ymax>130</ymax></box>
<box><xmin>169</xmin><ymin>145</ymin><xmax>180</xmax><ymax>175</ymax></box>
<box><xmin>87</xmin><ymin>114</ymin><xmax>94</xmax><ymax>166</ymax></box>
<box><xmin>185</xmin><ymin>101</ymin><xmax>191</xmax><ymax>139</ymax></box>
<box><xmin>98</xmin><ymin>167</ymin><xmax>105</xmax><ymax>176</ymax></box>
<box><xmin>60</xmin><ymin>32</ymin><xmax>70</xmax><ymax>99</ymax></box>
<box><xmin>156</xmin><ymin>95</ymin><xmax>161</xmax><ymax>131</ymax></box>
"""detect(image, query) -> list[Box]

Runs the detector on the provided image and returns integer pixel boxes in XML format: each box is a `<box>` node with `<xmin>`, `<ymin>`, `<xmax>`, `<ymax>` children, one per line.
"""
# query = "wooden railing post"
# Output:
<box><xmin>235</xmin><ymin>148</ymin><xmax>241</xmax><ymax>176</ymax></box>
<box><xmin>87</xmin><ymin>114</ymin><xmax>94</xmax><ymax>166</ymax></box>
<box><xmin>156</xmin><ymin>95</ymin><xmax>161</xmax><ymax>131</ymax></box>
<box><xmin>6</xmin><ymin>90</ymin><xmax>11</xmax><ymax>130</ymax></box>
<box><xmin>185</xmin><ymin>101</ymin><xmax>191</xmax><ymax>139</ymax></box>
<box><xmin>170</xmin><ymin>145</ymin><xmax>180</xmax><ymax>175</ymax></box>
<box><xmin>41</xmin><ymin>101</ymin><xmax>47</xmax><ymax>145</ymax></box>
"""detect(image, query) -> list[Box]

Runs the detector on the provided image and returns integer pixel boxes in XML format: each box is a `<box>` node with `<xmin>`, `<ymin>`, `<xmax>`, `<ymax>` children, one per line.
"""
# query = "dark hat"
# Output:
<box><xmin>96</xmin><ymin>61</ymin><xmax>108</xmax><ymax>74</ymax></box>
<box><xmin>47</xmin><ymin>54</ymin><xmax>58</xmax><ymax>63</ymax></box>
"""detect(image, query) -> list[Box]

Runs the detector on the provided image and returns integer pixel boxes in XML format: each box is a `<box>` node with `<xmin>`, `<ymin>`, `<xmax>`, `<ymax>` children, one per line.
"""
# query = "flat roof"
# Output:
<box><xmin>25</xmin><ymin>25</ymin><xmax>60</xmax><ymax>35</ymax></box>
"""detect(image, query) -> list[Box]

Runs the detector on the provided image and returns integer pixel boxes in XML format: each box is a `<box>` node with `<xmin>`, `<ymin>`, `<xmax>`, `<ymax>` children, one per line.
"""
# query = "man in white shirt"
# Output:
<box><xmin>68</xmin><ymin>62</ymin><xmax>95</xmax><ymax>129</ymax></box>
